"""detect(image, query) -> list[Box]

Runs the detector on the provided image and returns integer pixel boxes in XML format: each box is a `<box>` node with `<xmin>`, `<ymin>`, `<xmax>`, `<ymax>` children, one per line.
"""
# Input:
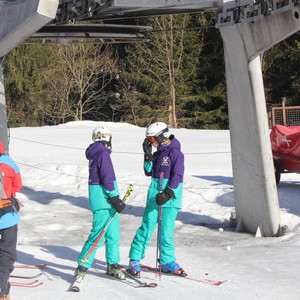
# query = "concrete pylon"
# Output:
<box><xmin>219</xmin><ymin>7</ymin><xmax>300</xmax><ymax>236</ymax></box>
<box><xmin>0</xmin><ymin>60</ymin><xmax>8</xmax><ymax>153</ymax></box>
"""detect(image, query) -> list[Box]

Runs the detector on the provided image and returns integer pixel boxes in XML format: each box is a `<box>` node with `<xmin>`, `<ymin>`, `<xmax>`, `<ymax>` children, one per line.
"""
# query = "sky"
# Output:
<box><xmin>6</xmin><ymin>121</ymin><xmax>300</xmax><ymax>299</ymax></box>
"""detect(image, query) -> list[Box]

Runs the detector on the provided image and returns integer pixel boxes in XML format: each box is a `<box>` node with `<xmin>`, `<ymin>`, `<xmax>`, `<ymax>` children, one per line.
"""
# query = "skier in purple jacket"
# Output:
<box><xmin>127</xmin><ymin>122</ymin><xmax>186</xmax><ymax>278</ymax></box>
<box><xmin>74</xmin><ymin>126</ymin><xmax>126</xmax><ymax>284</ymax></box>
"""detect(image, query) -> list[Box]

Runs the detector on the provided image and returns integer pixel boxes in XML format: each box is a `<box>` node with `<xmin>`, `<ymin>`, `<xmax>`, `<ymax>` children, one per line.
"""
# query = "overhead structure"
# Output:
<box><xmin>0</xmin><ymin>0</ymin><xmax>299</xmax><ymax>236</ymax></box>
<box><xmin>26</xmin><ymin>0</ymin><xmax>218</xmax><ymax>44</ymax></box>
<box><xmin>0</xmin><ymin>0</ymin><xmax>59</xmax><ymax>152</ymax></box>
<box><xmin>217</xmin><ymin>0</ymin><xmax>300</xmax><ymax>236</ymax></box>
<box><xmin>52</xmin><ymin>0</ymin><xmax>218</xmax><ymax>22</ymax></box>
<box><xmin>0</xmin><ymin>0</ymin><xmax>58</xmax><ymax>57</ymax></box>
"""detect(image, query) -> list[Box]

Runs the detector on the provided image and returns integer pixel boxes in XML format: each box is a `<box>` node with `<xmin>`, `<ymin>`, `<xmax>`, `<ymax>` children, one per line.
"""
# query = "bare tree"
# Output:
<box><xmin>44</xmin><ymin>43</ymin><xmax>118</xmax><ymax>122</ymax></box>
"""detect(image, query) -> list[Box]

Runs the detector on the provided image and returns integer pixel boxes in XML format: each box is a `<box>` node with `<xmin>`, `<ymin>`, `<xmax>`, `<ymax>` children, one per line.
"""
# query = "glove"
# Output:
<box><xmin>10</xmin><ymin>198</ymin><xmax>21</xmax><ymax>212</ymax></box>
<box><xmin>108</xmin><ymin>196</ymin><xmax>126</xmax><ymax>213</ymax></box>
<box><xmin>142</xmin><ymin>138</ymin><xmax>153</xmax><ymax>162</ymax></box>
<box><xmin>156</xmin><ymin>187</ymin><xmax>175</xmax><ymax>206</ymax></box>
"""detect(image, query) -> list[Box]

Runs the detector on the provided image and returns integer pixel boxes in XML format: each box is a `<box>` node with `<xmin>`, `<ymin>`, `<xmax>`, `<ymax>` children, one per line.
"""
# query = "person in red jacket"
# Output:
<box><xmin>0</xmin><ymin>141</ymin><xmax>22</xmax><ymax>300</ymax></box>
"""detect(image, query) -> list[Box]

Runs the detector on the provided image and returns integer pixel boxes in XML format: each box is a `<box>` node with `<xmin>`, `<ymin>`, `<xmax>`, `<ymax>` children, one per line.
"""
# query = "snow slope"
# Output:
<box><xmin>6</xmin><ymin>121</ymin><xmax>300</xmax><ymax>299</ymax></box>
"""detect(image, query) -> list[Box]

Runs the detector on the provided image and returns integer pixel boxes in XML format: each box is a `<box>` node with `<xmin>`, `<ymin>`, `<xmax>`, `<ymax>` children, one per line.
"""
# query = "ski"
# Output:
<box><xmin>70</xmin><ymin>275</ymin><xmax>83</xmax><ymax>292</ymax></box>
<box><xmin>182</xmin><ymin>275</ymin><xmax>225</xmax><ymax>286</ymax></box>
<box><xmin>141</xmin><ymin>265</ymin><xmax>225</xmax><ymax>286</ymax></box>
<box><xmin>122</xmin><ymin>268</ymin><xmax>158</xmax><ymax>288</ymax></box>
<box><xmin>10</xmin><ymin>280</ymin><xmax>43</xmax><ymax>288</ymax></box>
<box><xmin>105</xmin><ymin>273</ymin><xmax>138</xmax><ymax>288</ymax></box>
<box><xmin>14</xmin><ymin>263</ymin><xmax>47</xmax><ymax>269</ymax></box>
<box><xmin>10</xmin><ymin>273</ymin><xmax>43</xmax><ymax>279</ymax></box>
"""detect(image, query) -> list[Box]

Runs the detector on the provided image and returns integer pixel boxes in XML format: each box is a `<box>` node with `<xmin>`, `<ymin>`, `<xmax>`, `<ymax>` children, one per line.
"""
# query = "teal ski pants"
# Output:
<box><xmin>77</xmin><ymin>209</ymin><xmax>120</xmax><ymax>268</ymax></box>
<box><xmin>129</xmin><ymin>206</ymin><xmax>179</xmax><ymax>265</ymax></box>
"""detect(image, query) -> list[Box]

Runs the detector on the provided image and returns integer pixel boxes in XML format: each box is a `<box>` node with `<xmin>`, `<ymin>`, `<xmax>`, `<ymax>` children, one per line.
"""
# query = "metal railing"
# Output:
<box><xmin>270</xmin><ymin>98</ymin><xmax>300</xmax><ymax>127</ymax></box>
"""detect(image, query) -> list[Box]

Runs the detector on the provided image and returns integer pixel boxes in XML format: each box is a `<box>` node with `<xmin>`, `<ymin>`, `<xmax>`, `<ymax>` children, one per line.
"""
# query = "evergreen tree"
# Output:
<box><xmin>181</xmin><ymin>13</ymin><xmax>228</xmax><ymax>129</ymax></box>
<box><xmin>263</xmin><ymin>32</ymin><xmax>300</xmax><ymax>107</ymax></box>
<box><xmin>4</xmin><ymin>44</ymin><xmax>57</xmax><ymax>126</ymax></box>
<box><xmin>118</xmin><ymin>14</ymin><xmax>205</xmax><ymax>128</ymax></box>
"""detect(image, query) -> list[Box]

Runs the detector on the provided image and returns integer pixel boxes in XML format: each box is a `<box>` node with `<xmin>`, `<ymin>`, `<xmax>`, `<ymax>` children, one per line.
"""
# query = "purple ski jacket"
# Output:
<box><xmin>86</xmin><ymin>142</ymin><xmax>119</xmax><ymax>211</ymax></box>
<box><xmin>144</xmin><ymin>137</ymin><xmax>184</xmax><ymax>208</ymax></box>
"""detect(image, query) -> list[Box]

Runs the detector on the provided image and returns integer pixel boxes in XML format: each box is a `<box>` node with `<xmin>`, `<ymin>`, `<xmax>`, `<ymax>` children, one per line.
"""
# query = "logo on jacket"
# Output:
<box><xmin>161</xmin><ymin>156</ymin><xmax>170</xmax><ymax>166</ymax></box>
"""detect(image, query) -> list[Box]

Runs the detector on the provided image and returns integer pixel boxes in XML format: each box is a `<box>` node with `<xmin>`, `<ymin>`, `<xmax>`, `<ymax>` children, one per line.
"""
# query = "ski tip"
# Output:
<box><xmin>14</xmin><ymin>263</ymin><xmax>48</xmax><ymax>269</ymax></box>
<box><xmin>215</xmin><ymin>280</ymin><xmax>226</xmax><ymax>286</ymax></box>
<box><xmin>134</xmin><ymin>282</ymin><xmax>158</xmax><ymax>288</ymax></box>
<box><xmin>147</xmin><ymin>283</ymin><xmax>158</xmax><ymax>288</ymax></box>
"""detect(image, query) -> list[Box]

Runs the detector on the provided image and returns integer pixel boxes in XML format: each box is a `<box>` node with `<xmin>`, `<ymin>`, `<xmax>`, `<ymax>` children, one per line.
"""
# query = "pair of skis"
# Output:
<box><xmin>10</xmin><ymin>263</ymin><xmax>47</xmax><ymax>288</ymax></box>
<box><xmin>11</xmin><ymin>263</ymin><xmax>224</xmax><ymax>291</ymax></box>
<box><xmin>108</xmin><ymin>265</ymin><xmax>224</xmax><ymax>288</ymax></box>
<box><xmin>71</xmin><ymin>268</ymin><xmax>157</xmax><ymax>292</ymax></box>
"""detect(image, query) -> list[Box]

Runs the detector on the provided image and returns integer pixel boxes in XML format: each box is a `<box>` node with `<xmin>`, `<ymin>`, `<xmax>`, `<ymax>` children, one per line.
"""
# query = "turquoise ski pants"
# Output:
<box><xmin>77</xmin><ymin>209</ymin><xmax>120</xmax><ymax>268</ymax></box>
<box><xmin>129</xmin><ymin>206</ymin><xmax>179</xmax><ymax>265</ymax></box>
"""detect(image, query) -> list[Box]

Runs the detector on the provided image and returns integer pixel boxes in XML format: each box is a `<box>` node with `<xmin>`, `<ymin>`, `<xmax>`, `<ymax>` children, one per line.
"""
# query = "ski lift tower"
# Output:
<box><xmin>216</xmin><ymin>0</ymin><xmax>300</xmax><ymax>236</ymax></box>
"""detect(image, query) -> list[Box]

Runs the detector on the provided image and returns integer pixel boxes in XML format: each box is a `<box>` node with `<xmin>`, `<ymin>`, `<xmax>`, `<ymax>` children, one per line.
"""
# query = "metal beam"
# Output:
<box><xmin>27</xmin><ymin>23</ymin><xmax>151</xmax><ymax>44</ymax></box>
<box><xmin>111</xmin><ymin>0</ymin><xmax>217</xmax><ymax>8</ymax></box>
<box><xmin>53</xmin><ymin>0</ymin><xmax>219</xmax><ymax>23</ymax></box>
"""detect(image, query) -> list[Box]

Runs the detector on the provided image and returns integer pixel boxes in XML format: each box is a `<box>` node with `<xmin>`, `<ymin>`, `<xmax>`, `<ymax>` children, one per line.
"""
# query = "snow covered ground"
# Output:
<box><xmin>7</xmin><ymin>121</ymin><xmax>300</xmax><ymax>299</ymax></box>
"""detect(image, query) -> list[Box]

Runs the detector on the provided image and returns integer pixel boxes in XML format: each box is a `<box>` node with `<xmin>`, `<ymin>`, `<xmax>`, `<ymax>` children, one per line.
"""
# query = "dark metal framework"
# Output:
<box><xmin>26</xmin><ymin>0</ymin><xmax>218</xmax><ymax>44</ymax></box>
<box><xmin>28</xmin><ymin>23</ymin><xmax>152</xmax><ymax>44</ymax></box>
<box><xmin>53</xmin><ymin>0</ymin><xmax>217</xmax><ymax>24</ymax></box>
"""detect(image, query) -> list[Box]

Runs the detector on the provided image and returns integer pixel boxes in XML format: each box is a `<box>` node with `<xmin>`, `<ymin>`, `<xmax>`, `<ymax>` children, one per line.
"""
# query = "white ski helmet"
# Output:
<box><xmin>146</xmin><ymin>122</ymin><xmax>170</xmax><ymax>144</ymax></box>
<box><xmin>92</xmin><ymin>126</ymin><xmax>112</xmax><ymax>147</ymax></box>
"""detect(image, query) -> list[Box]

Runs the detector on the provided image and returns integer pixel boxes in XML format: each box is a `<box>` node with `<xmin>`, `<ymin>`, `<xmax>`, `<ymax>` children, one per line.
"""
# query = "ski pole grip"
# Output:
<box><xmin>122</xmin><ymin>184</ymin><xmax>134</xmax><ymax>202</ymax></box>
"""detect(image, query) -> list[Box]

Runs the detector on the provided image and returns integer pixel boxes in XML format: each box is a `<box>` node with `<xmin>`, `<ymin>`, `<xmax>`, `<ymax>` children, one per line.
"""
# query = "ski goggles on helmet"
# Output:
<box><xmin>147</xmin><ymin>136</ymin><xmax>156</xmax><ymax>144</ymax></box>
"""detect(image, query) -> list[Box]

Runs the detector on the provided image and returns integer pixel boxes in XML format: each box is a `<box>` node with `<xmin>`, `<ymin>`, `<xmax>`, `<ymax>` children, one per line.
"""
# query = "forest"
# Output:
<box><xmin>3</xmin><ymin>13</ymin><xmax>300</xmax><ymax>129</ymax></box>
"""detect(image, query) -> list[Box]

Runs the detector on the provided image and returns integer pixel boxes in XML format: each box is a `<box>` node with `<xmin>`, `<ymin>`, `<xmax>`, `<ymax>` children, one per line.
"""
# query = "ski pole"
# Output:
<box><xmin>81</xmin><ymin>184</ymin><xmax>133</xmax><ymax>264</ymax></box>
<box><xmin>156</xmin><ymin>172</ymin><xmax>164</xmax><ymax>279</ymax></box>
